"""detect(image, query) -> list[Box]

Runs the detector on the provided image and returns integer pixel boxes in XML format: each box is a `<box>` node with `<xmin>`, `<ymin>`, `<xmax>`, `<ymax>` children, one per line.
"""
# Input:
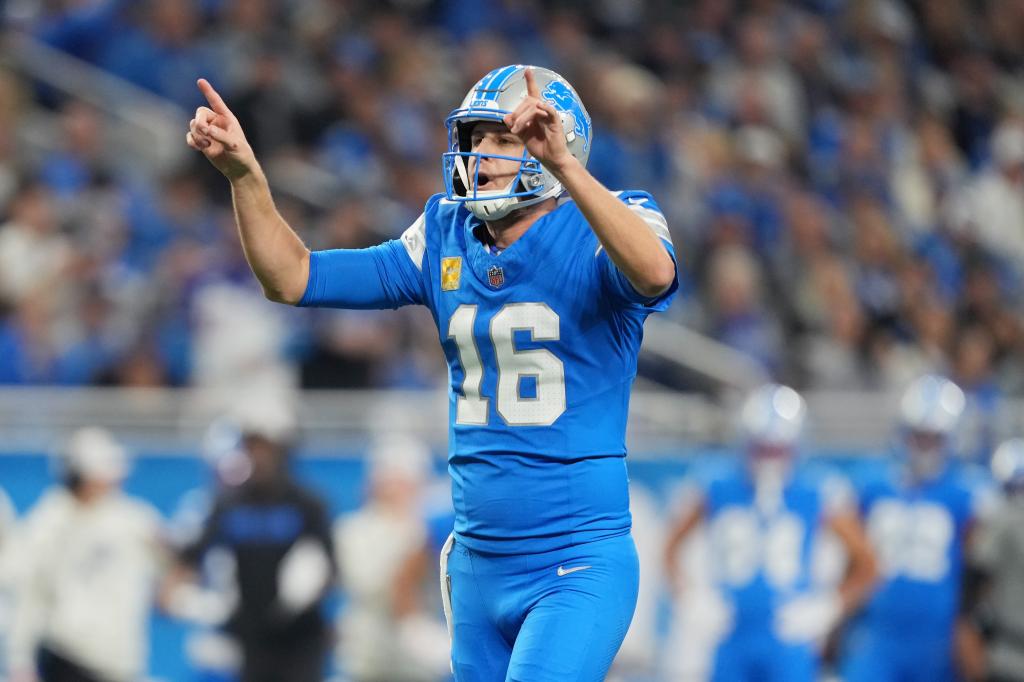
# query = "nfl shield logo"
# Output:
<box><xmin>487</xmin><ymin>265</ymin><xmax>505</xmax><ymax>288</ymax></box>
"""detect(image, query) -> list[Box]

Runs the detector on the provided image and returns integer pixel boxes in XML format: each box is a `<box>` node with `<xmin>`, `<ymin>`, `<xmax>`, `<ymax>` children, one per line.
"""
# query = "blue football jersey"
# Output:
<box><xmin>703</xmin><ymin>463</ymin><xmax>831</xmax><ymax>630</ymax></box>
<box><xmin>301</xmin><ymin>190</ymin><xmax>677</xmax><ymax>554</ymax></box>
<box><xmin>858</xmin><ymin>463</ymin><xmax>979</xmax><ymax>636</ymax></box>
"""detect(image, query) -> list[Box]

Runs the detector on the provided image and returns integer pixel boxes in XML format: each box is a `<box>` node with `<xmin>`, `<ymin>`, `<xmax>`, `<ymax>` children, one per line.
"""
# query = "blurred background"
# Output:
<box><xmin>0</xmin><ymin>0</ymin><xmax>1024</xmax><ymax>680</ymax></box>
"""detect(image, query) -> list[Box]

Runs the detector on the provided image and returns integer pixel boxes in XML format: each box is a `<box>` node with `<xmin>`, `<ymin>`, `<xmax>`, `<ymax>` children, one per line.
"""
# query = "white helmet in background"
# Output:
<box><xmin>739</xmin><ymin>384</ymin><xmax>807</xmax><ymax>511</ymax></box>
<box><xmin>62</xmin><ymin>426</ymin><xmax>129</xmax><ymax>483</ymax></box>
<box><xmin>992</xmin><ymin>438</ymin><xmax>1024</xmax><ymax>494</ymax></box>
<box><xmin>899</xmin><ymin>374</ymin><xmax>965</xmax><ymax>480</ymax></box>
<box><xmin>900</xmin><ymin>374</ymin><xmax>966</xmax><ymax>435</ymax></box>
<box><xmin>229</xmin><ymin>394</ymin><xmax>299</xmax><ymax>446</ymax></box>
<box><xmin>740</xmin><ymin>383</ymin><xmax>808</xmax><ymax>450</ymax></box>
<box><xmin>443</xmin><ymin>64</ymin><xmax>592</xmax><ymax>221</ymax></box>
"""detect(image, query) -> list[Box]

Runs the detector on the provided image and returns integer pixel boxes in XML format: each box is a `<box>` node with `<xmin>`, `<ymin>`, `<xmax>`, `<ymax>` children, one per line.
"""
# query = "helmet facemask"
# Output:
<box><xmin>443</xmin><ymin>119</ymin><xmax>548</xmax><ymax>221</ymax></box>
<box><xmin>442</xmin><ymin>65</ymin><xmax>592</xmax><ymax>221</ymax></box>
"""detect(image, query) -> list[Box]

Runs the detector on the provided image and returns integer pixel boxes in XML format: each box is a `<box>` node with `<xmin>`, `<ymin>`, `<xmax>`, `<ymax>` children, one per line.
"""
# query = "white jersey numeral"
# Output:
<box><xmin>449</xmin><ymin>303</ymin><xmax>567</xmax><ymax>427</ymax></box>
<box><xmin>448</xmin><ymin>305</ymin><xmax>488</xmax><ymax>425</ymax></box>
<box><xmin>867</xmin><ymin>500</ymin><xmax>953</xmax><ymax>582</ymax></box>
<box><xmin>710</xmin><ymin>508</ymin><xmax>807</xmax><ymax>589</ymax></box>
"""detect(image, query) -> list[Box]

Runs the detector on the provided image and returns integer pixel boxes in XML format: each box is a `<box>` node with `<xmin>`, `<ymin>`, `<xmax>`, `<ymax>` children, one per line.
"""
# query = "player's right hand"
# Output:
<box><xmin>187</xmin><ymin>78</ymin><xmax>256</xmax><ymax>180</ymax></box>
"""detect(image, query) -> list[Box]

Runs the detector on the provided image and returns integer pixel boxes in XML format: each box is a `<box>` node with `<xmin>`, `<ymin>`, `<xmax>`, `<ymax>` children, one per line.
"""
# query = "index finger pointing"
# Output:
<box><xmin>524</xmin><ymin>67</ymin><xmax>539</xmax><ymax>99</ymax></box>
<box><xmin>197</xmin><ymin>78</ymin><xmax>232</xmax><ymax>117</ymax></box>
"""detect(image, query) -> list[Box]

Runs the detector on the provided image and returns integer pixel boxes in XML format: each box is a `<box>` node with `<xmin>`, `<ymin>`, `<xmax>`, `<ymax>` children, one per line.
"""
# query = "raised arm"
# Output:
<box><xmin>504</xmin><ymin>69</ymin><xmax>676</xmax><ymax>298</ymax></box>
<box><xmin>188</xmin><ymin>79</ymin><xmax>310</xmax><ymax>305</ymax></box>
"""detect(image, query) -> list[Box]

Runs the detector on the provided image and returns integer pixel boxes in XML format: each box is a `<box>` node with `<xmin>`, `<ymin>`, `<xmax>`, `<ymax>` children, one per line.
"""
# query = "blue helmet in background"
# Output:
<box><xmin>442</xmin><ymin>64</ymin><xmax>592</xmax><ymax>221</ymax></box>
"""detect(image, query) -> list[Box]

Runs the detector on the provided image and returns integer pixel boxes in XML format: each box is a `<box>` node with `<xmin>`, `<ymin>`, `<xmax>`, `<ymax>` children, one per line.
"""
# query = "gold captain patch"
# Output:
<box><xmin>441</xmin><ymin>257</ymin><xmax>462</xmax><ymax>291</ymax></box>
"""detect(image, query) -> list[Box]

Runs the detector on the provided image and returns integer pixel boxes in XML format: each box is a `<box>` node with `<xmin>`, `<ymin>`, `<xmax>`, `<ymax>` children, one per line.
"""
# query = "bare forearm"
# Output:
<box><xmin>831</xmin><ymin>513</ymin><xmax>878</xmax><ymax>613</ymax></box>
<box><xmin>552</xmin><ymin>159</ymin><xmax>675</xmax><ymax>297</ymax></box>
<box><xmin>229</xmin><ymin>168</ymin><xmax>310</xmax><ymax>305</ymax></box>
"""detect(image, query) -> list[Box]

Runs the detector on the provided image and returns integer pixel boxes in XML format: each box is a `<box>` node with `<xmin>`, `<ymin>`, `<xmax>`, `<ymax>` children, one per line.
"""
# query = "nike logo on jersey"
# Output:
<box><xmin>556</xmin><ymin>565</ymin><xmax>591</xmax><ymax>577</ymax></box>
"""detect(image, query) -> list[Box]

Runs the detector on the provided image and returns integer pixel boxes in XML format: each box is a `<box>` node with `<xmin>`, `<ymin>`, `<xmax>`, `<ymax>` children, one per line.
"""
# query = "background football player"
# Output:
<box><xmin>958</xmin><ymin>438</ymin><xmax>1024</xmax><ymax>682</ymax></box>
<box><xmin>842</xmin><ymin>374</ymin><xmax>992</xmax><ymax>682</ymax></box>
<box><xmin>186</xmin><ymin>62</ymin><xmax>677</xmax><ymax>681</ymax></box>
<box><xmin>664</xmin><ymin>384</ymin><xmax>876</xmax><ymax>682</ymax></box>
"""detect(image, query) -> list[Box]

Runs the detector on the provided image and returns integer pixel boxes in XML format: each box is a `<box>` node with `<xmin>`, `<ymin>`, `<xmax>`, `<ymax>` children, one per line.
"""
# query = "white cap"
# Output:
<box><xmin>229</xmin><ymin>394</ymin><xmax>298</xmax><ymax>444</ymax></box>
<box><xmin>368</xmin><ymin>433</ymin><xmax>433</xmax><ymax>484</ymax></box>
<box><xmin>64</xmin><ymin>427</ymin><xmax>129</xmax><ymax>482</ymax></box>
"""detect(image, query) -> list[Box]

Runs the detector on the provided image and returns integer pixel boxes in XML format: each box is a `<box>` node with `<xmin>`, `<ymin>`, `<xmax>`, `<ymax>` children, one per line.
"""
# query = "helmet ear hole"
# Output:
<box><xmin>456</xmin><ymin>121</ymin><xmax>474</xmax><ymax>154</ymax></box>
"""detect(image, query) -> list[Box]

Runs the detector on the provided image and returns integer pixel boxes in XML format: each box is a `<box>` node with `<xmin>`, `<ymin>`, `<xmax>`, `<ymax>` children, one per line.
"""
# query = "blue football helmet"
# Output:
<box><xmin>442</xmin><ymin>64</ymin><xmax>592</xmax><ymax>221</ymax></box>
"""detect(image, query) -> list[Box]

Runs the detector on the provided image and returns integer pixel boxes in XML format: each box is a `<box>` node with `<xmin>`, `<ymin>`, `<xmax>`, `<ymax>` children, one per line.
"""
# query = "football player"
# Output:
<box><xmin>663</xmin><ymin>384</ymin><xmax>876</xmax><ymax>682</ymax></box>
<box><xmin>187</xmin><ymin>64</ymin><xmax>677</xmax><ymax>681</ymax></box>
<box><xmin>955</xmin><ymin>438</ymin><xmax>1024</xmax><ymax>682</ymax></box>
<box><xmin>843</xmin><ymin>375</ymin><xmax>991</xmax><ymax>682</ymax></box>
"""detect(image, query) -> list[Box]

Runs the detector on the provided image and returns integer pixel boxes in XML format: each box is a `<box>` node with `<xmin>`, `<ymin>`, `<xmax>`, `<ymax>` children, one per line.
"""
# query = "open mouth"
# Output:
<box><xmin>474</xmin><ymin>172</ymin><xmax>492</xmax><ymax>190</ymax></box>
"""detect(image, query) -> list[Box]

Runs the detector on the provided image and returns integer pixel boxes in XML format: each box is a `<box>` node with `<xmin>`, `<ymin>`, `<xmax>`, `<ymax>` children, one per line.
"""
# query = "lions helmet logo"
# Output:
<box><xmin>542</xmin><ymin>80</ymin><xmax>591</xmax><ymax>154</ymax></box>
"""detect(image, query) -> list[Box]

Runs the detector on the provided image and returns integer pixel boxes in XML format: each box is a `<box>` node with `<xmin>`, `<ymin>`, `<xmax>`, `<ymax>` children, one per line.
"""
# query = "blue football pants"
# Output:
<box><xmin>843</xmin><ymin>627</ymin><xmax>957</xmax><ymax>682</ymax></box>
<box><xmin>711</xmin><ymin>629</ymin><xmax>818</xmax><ymax>682</ymax></box>
<box><xmin>442</xmin><ymin>533</ymin><xmax>639</xmax><ymax>682</ymax></box>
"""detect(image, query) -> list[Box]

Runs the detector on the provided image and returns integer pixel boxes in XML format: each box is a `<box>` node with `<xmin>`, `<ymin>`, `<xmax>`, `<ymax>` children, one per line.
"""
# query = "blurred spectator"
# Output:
<box><xmin>0</xmin><ymin>0</ymin><xmax>1021</xmax><ymax>408</ymax></box>
<box><xmin>333</xmin><ymin>434</ymin><xmax>450</xmax><ymax>682</ymax></box>
<box><xmin>0</xmin><ymin>182</ymin><xmax>72</xmax><ymax>308</ymax></box>
<box><xmin>162</xmin><ymin>397</ymin><xmax>335</xmax><ymax>682</ymax></box>
<box><xmin>950</xmin><ymin>120</ymin><xmax>1024</xmax><ymax>276</ymax></box>
<box><xmin>6</xmin><ymin>428</ymin><xmax>163</xmax><ymax>682</ymax></box>
<box><xmin>706</xmin><ymin>246</ymin><xmax>784</xmax><ymax>376</ymax></box>
<box><xmin>952</xmin><ymin>326</ymin><xmax>1003</xmax><ymax>465</ymax></box>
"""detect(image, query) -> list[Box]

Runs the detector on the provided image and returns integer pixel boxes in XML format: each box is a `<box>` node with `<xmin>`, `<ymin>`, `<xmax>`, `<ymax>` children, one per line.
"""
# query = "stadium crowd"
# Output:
<box><xmin>0</xmin><ymin>0</ymin><xmax>1021</xmax><ymax>403</ymax></box>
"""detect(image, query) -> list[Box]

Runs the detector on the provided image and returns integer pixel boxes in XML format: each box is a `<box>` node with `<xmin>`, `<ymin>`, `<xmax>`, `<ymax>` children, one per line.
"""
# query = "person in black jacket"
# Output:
<box><xmin>162</xmin><ymin>400</ymin><xmax>335</xmax><ymax>682</ymax></box>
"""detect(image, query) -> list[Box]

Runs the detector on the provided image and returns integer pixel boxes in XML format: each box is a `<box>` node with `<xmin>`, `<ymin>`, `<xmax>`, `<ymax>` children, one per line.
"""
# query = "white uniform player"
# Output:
<box><xmin>334</xmin><ymin>434</ymin><xmax>450</xmax><ymax>682</ymax></box>
<box><xmin>7</xmin><ymin>428</ymin><xmax>163</xmax><ymax>682</ymax></box>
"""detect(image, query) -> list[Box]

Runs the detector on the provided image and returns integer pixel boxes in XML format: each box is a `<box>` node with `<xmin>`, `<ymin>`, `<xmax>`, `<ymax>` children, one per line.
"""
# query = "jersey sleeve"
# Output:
<box><xmin>597</xmin><ymin>190</ymin><xmax>679</xmax><ymax>311</ymax></box>
<box><xmin>298</xmin><ymin>212</ymin><xmax>429</xmax><ymax>310</ymax></box>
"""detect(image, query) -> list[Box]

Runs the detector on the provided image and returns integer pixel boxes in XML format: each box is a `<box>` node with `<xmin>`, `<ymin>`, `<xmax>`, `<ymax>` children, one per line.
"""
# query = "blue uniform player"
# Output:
<box><xmin>843</xmin><ymin>375</ymin><xmax>991</xmax><ymax>682</ymax></box>
<box><xmin>186</xmin><ymin>65</ymin><xmax>678</xmax><ymax>681</ymax></box>
<box><xmin>664</xmin><ymin>385</ymin><xmax>876</xmax><ymax>682</ymax></box>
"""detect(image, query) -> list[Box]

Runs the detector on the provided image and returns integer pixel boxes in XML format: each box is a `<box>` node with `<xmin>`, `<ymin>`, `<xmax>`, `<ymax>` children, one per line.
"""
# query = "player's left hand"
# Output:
<box><xmin>503</xmin><ymin>68</ymin><xmax>576</xmax><ymax>174</ymax></box>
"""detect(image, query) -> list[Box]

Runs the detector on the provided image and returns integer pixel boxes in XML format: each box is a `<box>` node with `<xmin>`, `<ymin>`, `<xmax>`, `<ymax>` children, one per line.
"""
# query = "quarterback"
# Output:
<box><xmin>187</xmin><ymin>64</ymin><xmax>677</xmax><ymax>681</ymax></box>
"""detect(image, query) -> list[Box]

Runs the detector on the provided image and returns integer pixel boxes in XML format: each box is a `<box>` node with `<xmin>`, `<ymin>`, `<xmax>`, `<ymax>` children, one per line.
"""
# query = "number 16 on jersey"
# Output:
<box><xmin>448</xmin><ymin>302</ymin><xmax>567</xmax><ymax>427</ymax></box>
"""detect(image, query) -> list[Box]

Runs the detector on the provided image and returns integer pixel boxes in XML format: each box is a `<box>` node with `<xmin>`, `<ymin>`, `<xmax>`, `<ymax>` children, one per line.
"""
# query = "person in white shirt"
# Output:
<box><xmin>7</xmin><ymin>428</ymin><xmax>163</xmax><ymax>682</ymax></box>
<box><xmin>334</xmin><ymin>434</ymin><xmax>450</xmax><ymax>682</ymax></box>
